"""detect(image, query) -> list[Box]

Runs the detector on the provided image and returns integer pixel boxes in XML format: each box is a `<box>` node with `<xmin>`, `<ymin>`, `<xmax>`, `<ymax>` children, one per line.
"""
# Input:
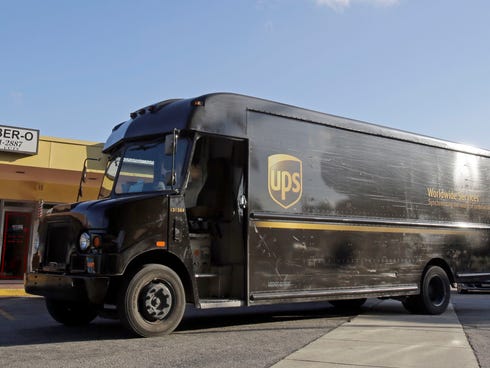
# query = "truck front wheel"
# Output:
<box><xmin>45</xmin><ymin>298</ymin><xmax>98</xmax><ymax>326</ymax></box>
<box><xmin>118</xmin><ymin>264</ymin><xmax>186</xmax><ymax>337</ymax></box>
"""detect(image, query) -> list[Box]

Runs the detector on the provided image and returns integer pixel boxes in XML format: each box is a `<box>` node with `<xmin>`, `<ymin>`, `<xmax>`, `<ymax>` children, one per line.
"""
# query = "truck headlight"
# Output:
<box><xmin>79</xmin><ymin>232</ymin><xmax>91</xmax><ymax>251</ymax></box>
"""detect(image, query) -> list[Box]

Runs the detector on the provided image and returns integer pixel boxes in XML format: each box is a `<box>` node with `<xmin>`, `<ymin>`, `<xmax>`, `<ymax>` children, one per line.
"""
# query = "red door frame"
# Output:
<box><xmin>1</xmin><ymin>211</ymin><xmax>32</xmax><ymax>280</ymax></box>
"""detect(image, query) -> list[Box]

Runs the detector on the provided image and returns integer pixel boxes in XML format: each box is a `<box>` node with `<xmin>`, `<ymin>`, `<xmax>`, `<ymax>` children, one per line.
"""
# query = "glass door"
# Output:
<box><xmin>0</xmin><ymin>212</ymin><xmax>31</xmax><ymax>279</ymax></box>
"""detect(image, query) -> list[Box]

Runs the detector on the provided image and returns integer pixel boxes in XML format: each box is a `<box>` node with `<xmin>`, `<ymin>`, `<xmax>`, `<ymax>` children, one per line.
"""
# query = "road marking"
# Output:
<box><xmin>0</xmin><ymin>307</ymin><xmax>14</xmax><ymax>321</ymax></box>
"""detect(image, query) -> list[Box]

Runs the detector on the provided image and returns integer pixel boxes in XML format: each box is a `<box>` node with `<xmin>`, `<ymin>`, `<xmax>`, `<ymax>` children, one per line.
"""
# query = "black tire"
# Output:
<box><xmin>45</xmin><ymin>298</ymin><xmax>98</xmax><ymax>326</ymax></box>
<box><xmin>329</xmin><ymin>298</ymin><xmax>367</xmax><ymax>310</ymax></box>
<box><xmin>118</xmin><ymin>264</ymin><xmax>186</xmax><ymax>337</ymax></box>
<box><xmin>403</xmin><ymin>266</ymin><xmax>450</xmax><ymax>315</ymax></box>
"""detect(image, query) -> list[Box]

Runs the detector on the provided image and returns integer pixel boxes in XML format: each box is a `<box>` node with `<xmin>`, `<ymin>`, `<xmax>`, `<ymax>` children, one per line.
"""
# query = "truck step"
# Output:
<box><xmin>199</xmin><ymin>299</ymin><xmax>244</xmax><ymax>309</ymax></box>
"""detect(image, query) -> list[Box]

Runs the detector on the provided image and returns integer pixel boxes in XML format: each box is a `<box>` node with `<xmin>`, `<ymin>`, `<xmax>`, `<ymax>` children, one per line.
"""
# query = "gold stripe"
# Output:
<box><xmin>254</xmin><ymin>220</ymin><xmax>475</xmax><ymax>235</ymax></box>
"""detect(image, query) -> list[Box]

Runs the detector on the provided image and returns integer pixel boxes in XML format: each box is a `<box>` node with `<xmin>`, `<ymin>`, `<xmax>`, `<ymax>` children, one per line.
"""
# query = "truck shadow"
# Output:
<box><xmin>176</xmin><ymin>302</ymin><xmax>359</xmax><ymax>333</ymax></box>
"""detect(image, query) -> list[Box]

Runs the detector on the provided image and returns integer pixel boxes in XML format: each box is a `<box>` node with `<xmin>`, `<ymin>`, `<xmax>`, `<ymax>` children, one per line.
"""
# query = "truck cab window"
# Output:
<box><xmin>99</xmin><ymin>156</ymin><xmax>120</xmax><ymax>198</ymax></box>
<box><xmin>99</xmin><ymin>136</ymin><xmax>189</xmax><ymax>197</ymax></box>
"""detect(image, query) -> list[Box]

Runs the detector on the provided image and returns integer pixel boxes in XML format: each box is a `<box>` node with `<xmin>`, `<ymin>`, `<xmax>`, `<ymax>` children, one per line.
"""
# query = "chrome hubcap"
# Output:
<box><xmin>140</xmin><ymin>281</ymin><xmax>173</xmax><ymax>321</ymax></box>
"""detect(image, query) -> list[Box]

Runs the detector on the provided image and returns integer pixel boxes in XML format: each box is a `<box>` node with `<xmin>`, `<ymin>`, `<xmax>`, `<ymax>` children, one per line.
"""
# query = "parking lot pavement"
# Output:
<box><xmin>272</xmin><ymin>299</ymin><xmax>479</xmax><ymax>368</ymax></box>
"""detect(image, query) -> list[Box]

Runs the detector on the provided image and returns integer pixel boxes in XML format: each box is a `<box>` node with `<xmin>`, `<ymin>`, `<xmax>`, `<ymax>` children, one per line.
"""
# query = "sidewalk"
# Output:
<box><xmin>272</xmin><ymin>299</ymin><xmax>478</xmax><ymax>368</ymax></box>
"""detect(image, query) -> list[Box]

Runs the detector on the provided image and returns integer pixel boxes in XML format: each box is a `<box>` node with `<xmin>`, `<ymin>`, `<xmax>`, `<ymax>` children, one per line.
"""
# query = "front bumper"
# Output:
<box><xmin>25</xmin><ymin>272</ymin><xmax>110</xmax><ymax>305</ymax></box>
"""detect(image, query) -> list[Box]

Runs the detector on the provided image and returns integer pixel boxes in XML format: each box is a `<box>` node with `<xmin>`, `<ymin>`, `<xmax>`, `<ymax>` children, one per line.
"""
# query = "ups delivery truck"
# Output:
<box><xmin>25</xmin><ymin>93</ymin><xmax>490</xmax><ymax>337</ymax></box>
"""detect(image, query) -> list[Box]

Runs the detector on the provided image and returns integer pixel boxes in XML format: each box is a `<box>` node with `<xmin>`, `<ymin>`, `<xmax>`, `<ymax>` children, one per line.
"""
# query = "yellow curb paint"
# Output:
<box><xmin>0</xmin><ymin>289</ymin><xmax>30</xmax><ymax>297</ymax></box>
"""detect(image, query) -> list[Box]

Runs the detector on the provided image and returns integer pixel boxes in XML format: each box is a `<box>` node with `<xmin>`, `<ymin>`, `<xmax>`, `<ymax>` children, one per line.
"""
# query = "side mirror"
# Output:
<box><xmin>165</xmin><ymin>171</ymin><xmax>176</xmax><ymax>186</ymax></box>
<box><xmin>165</xmin><ymin>129</ymin><xmax>179</xmax><ymax>156</ymax></box>
<box><xmin>77</xmin><ymin>157</ymin><xmax>100</xmax><ymax>202</ymax></box>
<box><xmin>165</xmin><ymin>134</ymin><xmax>174</xmax><ymax>156</ymax></box>
<box><xmin>164</xmin><ymin>129</ymin><xmax>179</xmax><ymax>189</ymax></box>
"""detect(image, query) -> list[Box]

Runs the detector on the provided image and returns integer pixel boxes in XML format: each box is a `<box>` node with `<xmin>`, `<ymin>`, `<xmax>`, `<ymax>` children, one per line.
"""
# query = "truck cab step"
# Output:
<box><xmin>199</xmin><ymin>299</ymin><xmax>244</xmax><ymax>309</ymax></box>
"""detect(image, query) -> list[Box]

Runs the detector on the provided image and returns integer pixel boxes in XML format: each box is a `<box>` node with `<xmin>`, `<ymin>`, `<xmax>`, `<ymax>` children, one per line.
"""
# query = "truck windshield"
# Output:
<box><xmin>99</xmin><ymin>136</ymin><xmax>189</xmax><ymax>198</ymax></box>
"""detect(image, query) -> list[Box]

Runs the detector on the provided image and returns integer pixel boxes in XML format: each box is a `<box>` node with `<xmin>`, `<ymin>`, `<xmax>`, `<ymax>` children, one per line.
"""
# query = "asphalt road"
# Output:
<box><xmin>0</xmin><ymin>298</ymin><xmax>356</xmax><ymax>368</ymax></box>
<box><xmin>0</xmin><ymin>293</ymin><xmax>488</xmax><ymax>368</ymax></box>
<box><xmin>452</xmin><ymin>292</ymin><xmax>490</xmax><ymax>368</ymax></box>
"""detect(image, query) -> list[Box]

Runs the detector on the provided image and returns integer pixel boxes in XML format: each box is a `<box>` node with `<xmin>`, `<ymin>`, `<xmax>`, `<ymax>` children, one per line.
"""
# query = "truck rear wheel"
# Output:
<box><xmin>45</xmin><ymin>298</ymin><xmax>98</xmax><ymax>326</ymax></box>
<box><xmin>118</xmin><ymin>264</ymin><xmax>186</xmax><ymax>337</ymax></box>
<box><xmin>402</xmin><ymin>265</ymin><xmax>450</xmax><ymax>315</ymax></box>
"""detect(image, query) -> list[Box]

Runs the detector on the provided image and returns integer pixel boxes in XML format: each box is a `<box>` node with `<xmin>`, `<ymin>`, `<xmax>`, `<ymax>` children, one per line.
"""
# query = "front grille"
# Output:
<box><xmin>43</xmin><ymin>222</ymin><xmax>77</xmax><ymax>269</ymax></box>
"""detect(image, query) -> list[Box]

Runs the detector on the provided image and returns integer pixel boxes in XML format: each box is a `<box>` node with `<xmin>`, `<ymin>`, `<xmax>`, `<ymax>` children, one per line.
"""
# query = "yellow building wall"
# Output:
<box><xmin>0</xmin><ymin>136</ymin><xmax>107</xmax><ymax>203</ymax></box>
<box><xmin>2</xmin><ymin>136</ymin><xmax>107</xmax><ymax>172</ymax></box>
<box><xmin>0</xmin><ymin>179</ymin><xmax>101</xmax><ymax>203</ymax></box>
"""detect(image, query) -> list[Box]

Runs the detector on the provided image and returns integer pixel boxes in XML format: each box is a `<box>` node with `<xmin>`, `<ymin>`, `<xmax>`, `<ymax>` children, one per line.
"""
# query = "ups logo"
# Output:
<box><xmin>268</xmin><ymin>154</ymin><xmax>303</xmax><ymax>209</ymax></box>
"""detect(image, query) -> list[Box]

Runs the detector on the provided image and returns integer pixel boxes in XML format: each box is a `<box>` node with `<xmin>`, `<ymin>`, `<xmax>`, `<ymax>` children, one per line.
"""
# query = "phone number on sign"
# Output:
<box><xmin>0</xmin><ymin>139</ymin><xmax>24</xmax><ymax>149</ymax></box>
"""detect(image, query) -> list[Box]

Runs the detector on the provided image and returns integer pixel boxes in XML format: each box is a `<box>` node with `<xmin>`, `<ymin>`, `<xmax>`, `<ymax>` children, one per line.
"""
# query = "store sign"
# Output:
<box><xmin>0</xmin><ymin>125</ymin><xmax>39</xmax><ymax>155</ymax></box>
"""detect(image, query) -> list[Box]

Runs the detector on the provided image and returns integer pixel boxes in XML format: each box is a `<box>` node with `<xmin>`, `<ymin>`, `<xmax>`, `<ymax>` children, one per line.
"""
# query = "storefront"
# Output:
<box><xmin>0</xmin><ymin>125</ymin><xmax>106</xmax><ymax>280</ymax></box>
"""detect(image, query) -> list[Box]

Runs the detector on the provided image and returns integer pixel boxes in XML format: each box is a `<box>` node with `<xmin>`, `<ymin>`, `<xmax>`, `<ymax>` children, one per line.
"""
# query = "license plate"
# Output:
<box><xmin>86</xmin><ymin>257</ymin><xmax>95</xmax><ymax>274</ymax></box>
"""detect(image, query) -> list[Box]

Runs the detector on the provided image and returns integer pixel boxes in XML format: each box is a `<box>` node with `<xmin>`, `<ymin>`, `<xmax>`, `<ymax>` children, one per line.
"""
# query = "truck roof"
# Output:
<box><xmin>103</xmin><ymin>92</ymin><xmax>490</xmax><ymax>158</ymax></box>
